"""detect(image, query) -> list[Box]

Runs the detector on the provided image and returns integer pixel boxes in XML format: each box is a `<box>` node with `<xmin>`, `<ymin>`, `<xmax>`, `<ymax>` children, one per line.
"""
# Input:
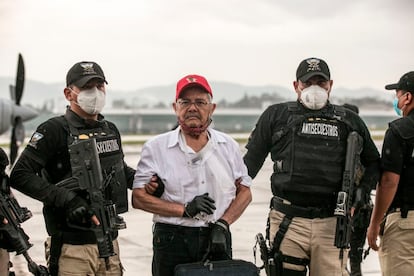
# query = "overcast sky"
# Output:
<box><xmin>1</xmin><ymin>0</ymin><xmax>413</xmax><ymax>92</ymax></box>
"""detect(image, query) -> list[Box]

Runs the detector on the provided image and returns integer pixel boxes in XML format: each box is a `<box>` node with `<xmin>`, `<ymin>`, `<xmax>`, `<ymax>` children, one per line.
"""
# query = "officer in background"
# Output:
<box><xmin>10</xmin><ymin>61</ymin><xmax>136</xmax><ymax>276</ymax></box>
<box><xmin>244</xmin><ymin>57</ymin><xmax>380</xmax><ymax>275</ymax></box>
<box><xmin>343</xmin><ymin>103</ymin><xmax>373</xmax><ymax>276</ymax></box>
<box><xmin>0</xmin><ymin>148</ymin><xmax>11</xmax><ymax>276</ymax></box>
<box><xmin>367</xmin><ymin>71</ymin><xmax>414</xmax><ymax>275</ymax></box>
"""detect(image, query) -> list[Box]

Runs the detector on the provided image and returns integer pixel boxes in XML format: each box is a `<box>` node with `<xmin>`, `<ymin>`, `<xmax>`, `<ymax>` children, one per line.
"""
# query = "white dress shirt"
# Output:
<box><xmin>133</xmin><ymin>126</ymin><xmax>252</xmax><ymax>227</ymax></box>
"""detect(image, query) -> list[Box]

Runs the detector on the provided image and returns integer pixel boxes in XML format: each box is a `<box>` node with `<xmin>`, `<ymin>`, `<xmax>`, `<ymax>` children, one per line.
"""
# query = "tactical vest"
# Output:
<box><xmin>63</xmin><ymin>117</ymin><xmax>129</xmax><ymax>214</ymax></box>
<box><xmin>389</xmin><ymin>116</ymin><xmax>414</xmax><ymax>210</ymax></box>
<box><xmin>270</xmin><ymin>102</ymin><xmax>353</xmax><ymax>207</ymax></box>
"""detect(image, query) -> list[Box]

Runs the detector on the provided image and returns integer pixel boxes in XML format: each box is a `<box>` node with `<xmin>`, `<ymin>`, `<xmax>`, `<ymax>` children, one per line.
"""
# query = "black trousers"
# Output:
<box><xmin>152</xmin><ymin>223</ymin><xmax>211</xmax><ymax>276</ymax></box>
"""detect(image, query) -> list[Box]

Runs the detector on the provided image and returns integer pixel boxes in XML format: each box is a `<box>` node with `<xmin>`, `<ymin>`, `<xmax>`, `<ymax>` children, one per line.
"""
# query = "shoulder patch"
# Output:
<box><xmin>28</xmin><ymin>132</ymin><xmax>44</xmax><ymax>149</ymax></box>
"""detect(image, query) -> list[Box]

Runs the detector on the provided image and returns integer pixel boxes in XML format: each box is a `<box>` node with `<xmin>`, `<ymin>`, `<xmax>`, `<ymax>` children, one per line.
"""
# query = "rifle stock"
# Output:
<box><xmin>334</xmin><ymin>131</ymin><xmax>363</xmax><ymax>249</ymax></box>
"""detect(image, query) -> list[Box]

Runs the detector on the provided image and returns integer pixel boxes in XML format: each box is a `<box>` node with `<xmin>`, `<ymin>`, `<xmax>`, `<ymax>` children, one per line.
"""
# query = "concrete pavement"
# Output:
<box><xmin>9</xmin><ymin>144</ymin><xmax>381</xmax><ymax>275</ymax></box>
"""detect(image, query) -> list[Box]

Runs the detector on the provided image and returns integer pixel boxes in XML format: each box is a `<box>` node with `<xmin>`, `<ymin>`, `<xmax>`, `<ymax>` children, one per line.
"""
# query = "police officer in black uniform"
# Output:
<box><xmin>10</xmin><ymin>61</ymin><xmax>136</xmax><ymax>276</ymax></box>
<box><xmin>0</xmin><ymin>148</ymin><xmax>12</xmax><ymax>275</ymax></box>
<box><xmin>367</xmin><ymin>71</ymin><xmax>414</xmax><ymax>276</ymax></box>
<box><xmin>244</xmin><ymin>57</ymin><xmax>380</xmax><ymax>275</ymax></box>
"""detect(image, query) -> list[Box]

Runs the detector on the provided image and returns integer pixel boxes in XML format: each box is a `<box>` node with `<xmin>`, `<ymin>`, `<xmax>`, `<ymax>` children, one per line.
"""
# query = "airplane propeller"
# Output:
<box><xmin>6</xmin><ymin>54</ymin><xmax>38</xmax><ymax>165</ymax></box>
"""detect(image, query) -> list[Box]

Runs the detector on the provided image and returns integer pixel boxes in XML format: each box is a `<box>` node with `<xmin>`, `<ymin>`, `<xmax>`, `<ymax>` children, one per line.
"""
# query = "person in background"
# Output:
<box><xmin>367</xmin><ymin>71</ymin><xmax>414</xmax><ymax>276</ymax></box>
<box><xmin>132</xmin><ymin>74</ymin><xmax>252</xmax><ymax>276</ymax></box>
<box><xmin>0</xmin><ymin>148</ymin><xmax>11</xmax><ymax>276</ymax></box>
<box><xmin>244</xmin><ymin>57</ymin><xmax>380</xmax><ymax>275</ymax></box>
<box><xmin>10</xmin><ymin>61</ymin><xmax>138</xmax><ymax>276</ymax></box>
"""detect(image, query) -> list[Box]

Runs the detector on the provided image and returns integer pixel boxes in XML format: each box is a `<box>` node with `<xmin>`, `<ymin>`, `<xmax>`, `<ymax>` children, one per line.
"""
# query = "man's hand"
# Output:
<box><xmin>144</xmin><ymin>174</ymin><xmax>164</xmax><ymax>197</ymax></box>
<box><xmin>65</xmin><ymin>196</ymin><xmax>99</xmax><ymax>226</ymax></box>
<box><xmin>351</xmin><ymin>186</ymin><xmax>369</xmax><ymax>217</ymax></box>
<box><xmin>209</xmin><ymin>219</ymin><xmax>231</xmax><ymax>260</ymax></box>
<box><xmin>367</xmin><ymin>222</ymin><xmax>381</xmax><ymax>251</ymax></box>
<box><xmin>0</xmin><ymin>216</ymin><xmax>7</xmax><ymax>225</ymax></box>
<box><xmin>183</xmin><ymin>193</ymin><xmax>216</xmax><ymax>218</ymax></box>
<box><xmin>352</xmin><ymin>187</ymin><xmax>365</xmax><ymax>210</ymax></box>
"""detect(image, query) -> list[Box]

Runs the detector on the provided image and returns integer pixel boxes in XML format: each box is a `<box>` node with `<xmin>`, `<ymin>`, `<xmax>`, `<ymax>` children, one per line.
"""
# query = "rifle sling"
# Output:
<box><xmin>49</xmin><ymin>233</ymin><xmax>62</xmax><ymax>276</ymax></box>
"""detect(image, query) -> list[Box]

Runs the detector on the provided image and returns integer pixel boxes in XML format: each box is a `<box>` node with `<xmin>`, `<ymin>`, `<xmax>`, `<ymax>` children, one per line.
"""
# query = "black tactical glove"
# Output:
<box><xmin>0</xmin><ymin>227</ymin><xmax>30</xmax><ymax>253</ymax></box>
<box><xmin>153</xmin><ymin>174</ymin><xmax>165</xmax><ymax>198</ymax></box>
<box><xmin>65</xmin><ymin>196</ymin><xmax>94</xmax><ymax>226</ymax></box>
<box><xmin>0</xmin><ymin>230</ymin><xmax>12</xmax><ymax>250</ymax></box>
<box><xmin>209</xmin><ymin>219</ymin><xmax>232</xmax><ymax>260</ymax></box>
<box><xmin>29</xmin><ymin>263</ymin><xmax>50</xmax><ymax>276</ymax></box>
<box><xmin>183</xmin><ymin>193</ymin><xmax>216</xmax><ymax>218</ymax></box>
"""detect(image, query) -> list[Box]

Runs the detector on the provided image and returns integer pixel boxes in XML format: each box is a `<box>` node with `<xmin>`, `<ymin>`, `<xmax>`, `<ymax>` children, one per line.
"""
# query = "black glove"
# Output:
<box><xmin>28</xmin><ymin>263</ymin><xmax>50</xmax><ymax>276</ymax></box>
<box><xmin>209</xmin><ymin>219</ymin><xmax>232</xmax><ymax>260</ymax></box>
<box><xmin>0</xmin><ymin>228</ymin><xmax>30</xmax><ymax>253</ymax></box>
<box><xmin>183</xmin><ymin>193</ymin><xmax>216</xmax><ymax>218</ymax></box>
<box><xmin>65</xmin><ymin>196</ymin><xmax>94</xmax><ymax>226</ymax></box>
<box><xmin>0</xmin><ymin>230</ymin><xmax>12</xmax><ymax>250</ymax></box>
<box><xmin>153</xmin><ymin>174</ymin><xmax>165</xmax><ymax>198</ymax></box>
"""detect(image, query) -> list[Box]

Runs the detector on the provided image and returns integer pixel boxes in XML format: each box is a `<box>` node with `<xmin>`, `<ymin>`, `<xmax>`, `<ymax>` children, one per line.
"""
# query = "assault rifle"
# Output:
<box><xmin>0</xmin><ymin>177</ymin><xmax>49</xmax><ymax>275</ymax></box>
<box><xmin>57</xmin><ymin>138</ymin><xmax>123</xmax><ymax>269</ymax></box>
<box><xmin>334</xmin><ymin>131</ymin><xmax>363</xmax><ymax>253</ymax></box>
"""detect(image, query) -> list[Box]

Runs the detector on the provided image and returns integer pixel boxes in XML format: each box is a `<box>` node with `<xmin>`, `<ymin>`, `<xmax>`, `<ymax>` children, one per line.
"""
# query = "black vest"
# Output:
<box><xmin>64</xmin><ymin>118</ymin><xmax>129</xmax><ymax>214</ymax></box>
<box><xmin>270</xmin><ymin>103</ymin><xmax>353</xmax><ymax>207</ymax></box>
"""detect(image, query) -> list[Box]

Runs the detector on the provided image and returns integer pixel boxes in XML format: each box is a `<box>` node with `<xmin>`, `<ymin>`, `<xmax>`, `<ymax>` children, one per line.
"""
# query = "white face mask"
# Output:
<box><xmin>71</xmin><ymin>87</ymin><xmax>106</xmax><ymax>115</ymax></box>
<box><xmin>299</xmin><ymin>85</ymin><xmax>329</xmax><ymax>110</ymax></box>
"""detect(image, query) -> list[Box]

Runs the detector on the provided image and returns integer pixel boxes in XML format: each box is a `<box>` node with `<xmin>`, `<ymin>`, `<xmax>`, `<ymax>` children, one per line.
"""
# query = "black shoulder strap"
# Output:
<box><xmin>390</xmin><ymin>116</ymin><xmax>414</xmax><ymax>140</ymax></box>
<box><xmin>331</xmin><ymin>104</ymin><xmax>357</xmax><ymax>131</ymax></box>
<box><xmin>60</xmin><ymin>113</ymin><xmax>112</xmax><ymax>145</ymax></box>
<box><xmin>272</xmin><ymin>102</ymin><xmax>303</xmax><ymax>143</ymax></box>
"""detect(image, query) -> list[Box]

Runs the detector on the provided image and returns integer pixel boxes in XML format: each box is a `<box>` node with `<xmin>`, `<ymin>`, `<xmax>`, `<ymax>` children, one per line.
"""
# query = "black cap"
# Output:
<box><xmin>385</xmin><ymin>71</ymin><xmax>414</xmax><ymax>93</ymax></box>
<box><xmin>296</xmin><ymin>57</ymin><xmax>330</xmax><ymax>82</ymax></box>
<box><xmin>66</xmin><ymin>61</ymin><xmax>107</xmax><ymax>88</ymax></box>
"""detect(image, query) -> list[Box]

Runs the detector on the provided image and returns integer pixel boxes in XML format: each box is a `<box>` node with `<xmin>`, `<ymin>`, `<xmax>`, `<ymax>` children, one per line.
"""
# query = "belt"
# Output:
<box><xmin>388</xmin><ymin>207</ymin><xmax>414</xmax><ymax>218</ymax></box>
<box><xmin>154</xmin><ymin>222</ymin><xmax>210</xmax><ymax>234</ymax></box>
<box><xmin>388</xmin><ymin>207</ymin><xmax>414</xmax><ymax>213</ymax></box>
<box><xmin>271</xmin><ymin>196</ymin><xmax>334</xmax><ymax>219</ymax></box>
<box><xmin>61</xmin><ymin>230</ymin><xmax>118</xmax><ymax>245</ymax></box>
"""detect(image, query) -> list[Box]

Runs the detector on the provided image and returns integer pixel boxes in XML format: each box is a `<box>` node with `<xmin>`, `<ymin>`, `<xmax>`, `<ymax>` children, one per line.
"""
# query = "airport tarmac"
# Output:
<box><xmin>8</xmin><ymin>143</ymin><xmax>382</xmax><ymax>275</ymax></box>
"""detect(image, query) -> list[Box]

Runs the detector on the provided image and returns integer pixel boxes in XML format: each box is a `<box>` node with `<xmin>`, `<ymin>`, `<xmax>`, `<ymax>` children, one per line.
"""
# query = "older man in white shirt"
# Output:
<box><xmin>132</xmin><ymin>74</ymin><xmax>252</xmax><ymax>276</ymax></box>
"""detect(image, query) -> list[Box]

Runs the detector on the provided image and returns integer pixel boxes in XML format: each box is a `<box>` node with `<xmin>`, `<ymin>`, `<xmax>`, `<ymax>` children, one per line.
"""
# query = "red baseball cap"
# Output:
<box><xmin>176</xmin><ymin>74</ymin><xmax>213</xmax><ymax>100</ymax></box>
